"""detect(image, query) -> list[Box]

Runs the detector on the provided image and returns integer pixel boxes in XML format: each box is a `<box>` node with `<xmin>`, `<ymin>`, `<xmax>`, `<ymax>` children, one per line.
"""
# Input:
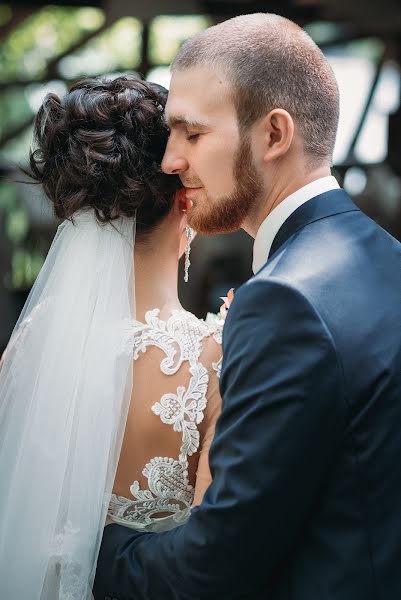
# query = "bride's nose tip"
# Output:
<box><xmin>161</xmin><ymin>155</ymin><xmax>188</xmax><ymax>175</ymax></box>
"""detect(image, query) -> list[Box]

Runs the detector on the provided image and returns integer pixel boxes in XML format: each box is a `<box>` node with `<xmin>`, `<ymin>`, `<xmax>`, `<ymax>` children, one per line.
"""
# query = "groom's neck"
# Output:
<box><xmin>242</xmin><ymin>163</ymin><xmax>331</xmax><ymax>238</ymax></box>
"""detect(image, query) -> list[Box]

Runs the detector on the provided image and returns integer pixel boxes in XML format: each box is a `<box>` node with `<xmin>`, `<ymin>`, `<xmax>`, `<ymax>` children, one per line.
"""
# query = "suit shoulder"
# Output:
<box><xmin>231</xmin><ymin>274</ymin><xmax>330</xmax><ymax>334</ymax></box>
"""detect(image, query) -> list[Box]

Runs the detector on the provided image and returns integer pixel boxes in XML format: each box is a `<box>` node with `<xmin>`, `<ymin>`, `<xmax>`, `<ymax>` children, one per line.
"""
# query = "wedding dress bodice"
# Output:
<box><xmin>108</xmin><ymin>308</ymin><xmax>223</xmax><ymax>532</ymax></box>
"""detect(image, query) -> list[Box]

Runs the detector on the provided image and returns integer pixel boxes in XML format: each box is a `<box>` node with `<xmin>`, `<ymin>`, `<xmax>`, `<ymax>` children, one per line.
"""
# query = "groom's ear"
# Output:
<box><xmin>260</xmin><ymin>109</ymin><xmax>294</xmax><ymax>163</ymax></box>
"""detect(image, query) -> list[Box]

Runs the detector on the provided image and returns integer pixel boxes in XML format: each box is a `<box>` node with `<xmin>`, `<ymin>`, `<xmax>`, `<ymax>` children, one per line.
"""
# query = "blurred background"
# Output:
<box><xmin>1</xmin><ymin>0</ymin><xmax>401</xmax><ymax>354</ymax></box>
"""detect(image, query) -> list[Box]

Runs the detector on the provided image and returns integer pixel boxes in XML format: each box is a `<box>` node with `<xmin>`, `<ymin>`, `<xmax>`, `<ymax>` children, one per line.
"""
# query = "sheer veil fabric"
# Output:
<box><xmin>0</xmin><ymin>209</ymin><xmax>136</xmax><ymax>599</ymax></box>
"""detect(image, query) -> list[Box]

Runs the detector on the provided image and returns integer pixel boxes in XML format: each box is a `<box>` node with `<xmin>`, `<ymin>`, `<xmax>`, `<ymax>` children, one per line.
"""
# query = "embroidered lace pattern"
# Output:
<box><xmin>205</xmin><ymin>312</ymin><xmax>224</xmax><ymax>379</ymax></box>
<box><xmin>109</xmin><ymin>309</ymin><xmax>222</xmax><ymax>531</ymax></box>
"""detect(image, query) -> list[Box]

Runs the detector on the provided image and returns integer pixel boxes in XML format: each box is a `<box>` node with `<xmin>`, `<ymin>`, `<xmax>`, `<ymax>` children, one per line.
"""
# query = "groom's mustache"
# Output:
<box><xmin>180</xmin><ymin>177</ymin><xmax>203</xmax><ymax>189</ymax></box>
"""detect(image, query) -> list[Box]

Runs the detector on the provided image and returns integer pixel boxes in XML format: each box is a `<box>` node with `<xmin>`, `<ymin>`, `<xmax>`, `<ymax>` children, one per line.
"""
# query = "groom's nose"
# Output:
<box><xmin>162</xmin><ymin>145</ymin><xmax>188</xmax><ymax>175</ymax></box>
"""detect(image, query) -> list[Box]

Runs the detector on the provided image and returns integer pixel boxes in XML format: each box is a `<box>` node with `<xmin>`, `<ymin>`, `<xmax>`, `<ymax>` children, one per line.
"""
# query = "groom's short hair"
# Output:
<box><xmin>172</xmin><ymin>13</ymin><xmax>339</xmax><ymax>164</ymax></box>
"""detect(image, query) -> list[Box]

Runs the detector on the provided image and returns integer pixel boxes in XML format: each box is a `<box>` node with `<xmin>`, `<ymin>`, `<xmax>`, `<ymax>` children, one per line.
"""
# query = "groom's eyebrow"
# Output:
<box><xmin>167</xmin><ymin>115</ymin><xmax>210</xmax><ymax>129</ymax></box>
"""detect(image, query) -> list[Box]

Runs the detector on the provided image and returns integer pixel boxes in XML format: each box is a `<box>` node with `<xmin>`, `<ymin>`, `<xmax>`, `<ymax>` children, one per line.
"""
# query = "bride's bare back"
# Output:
<box><xmin>109</xmin><ymin>306</ymin><xmax>222</xmax><ymax>532</ymax></box>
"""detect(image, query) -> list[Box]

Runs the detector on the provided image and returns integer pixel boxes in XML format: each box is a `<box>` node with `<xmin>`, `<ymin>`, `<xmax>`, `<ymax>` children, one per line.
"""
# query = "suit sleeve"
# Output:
<box><xmin>93</xmin><ymin>277</ymin><xmax>347</xmax><ymax>600</ymax></box>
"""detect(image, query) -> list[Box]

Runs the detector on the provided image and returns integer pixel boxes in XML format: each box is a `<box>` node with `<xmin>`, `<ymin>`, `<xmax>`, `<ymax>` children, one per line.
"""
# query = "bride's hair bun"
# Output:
<box><xmin>26</xmin><ymin>76</ymin><xmax>181</xmax><ymax>234</ymax></box>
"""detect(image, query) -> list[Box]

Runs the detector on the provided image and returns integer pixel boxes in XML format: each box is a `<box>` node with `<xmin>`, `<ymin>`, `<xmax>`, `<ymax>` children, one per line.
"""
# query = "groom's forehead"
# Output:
<box><xmin>166</xmin><ymin>67</ymin><xmax>233</xmax><ymax>124</ymax></box>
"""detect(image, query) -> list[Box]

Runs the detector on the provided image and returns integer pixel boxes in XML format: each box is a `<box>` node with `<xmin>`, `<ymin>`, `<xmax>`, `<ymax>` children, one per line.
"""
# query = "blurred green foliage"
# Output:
<box><xmin>8</xmin><ymin>247</ymin><xmax>44</xmax><ymax>291</ymax></box>
<box><xmin>0</xmin><ymin>125</ymin><xmax>34</xmax><ymax>165</ymax></box>
<box><xmin>0</xmin><ymin>181</ymin><xmax>17</xmax><ymax>214</ymax></box>
<box><xmin>0</xmin><ymin>87</ymin><xmax>34</xmax><ymax>137</ymax></box>
<box><xmin>0</xmin><ymin>6</ymin><xmax>105</xmax><ymax>82</ymax></box>
<box><xmin>6</xmin><ymin>206</ymin><xmax>29</xmax><ymax>244</ymax></box>
<box><xmin>149</xmin><ymin>15</ymin><xmax>211</xmax><ymax>65</ymax></box>
<box><xmin>58</xmin><ymin>17</ymin><xmax>142</xmax><ymax>79</ymax></box>
<box><xmin>0</xmin><ymin>180</ymin><xmax>41</xmax><ymax>292</ymax></box>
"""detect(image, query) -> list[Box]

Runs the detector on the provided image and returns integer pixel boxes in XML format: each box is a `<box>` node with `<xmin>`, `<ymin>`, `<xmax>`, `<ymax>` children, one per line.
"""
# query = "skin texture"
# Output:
<box><xmin>162</xmin><ymin>66</ymin><xmax>331</xmax><ymax>238</ymax></box>
<box><xmin>134</xmin><ymin>191</ymin><xmax>189</xmax><ymax>320</ymax></box>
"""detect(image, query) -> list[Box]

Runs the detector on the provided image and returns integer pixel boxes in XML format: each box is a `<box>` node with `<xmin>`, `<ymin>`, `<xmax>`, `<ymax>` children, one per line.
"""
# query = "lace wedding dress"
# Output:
<box><xmin>108</xmin><ymin>307</ymin><xmax>223</xmax><ymax>533</ymax></box>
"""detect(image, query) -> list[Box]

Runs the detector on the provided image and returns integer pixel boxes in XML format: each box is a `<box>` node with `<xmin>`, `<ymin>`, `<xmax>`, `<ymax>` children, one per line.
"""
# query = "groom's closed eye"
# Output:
<box><xmin>186</xmin><ymin>132</ymin><xmax>201</xmax><ymax>142</ymax></box>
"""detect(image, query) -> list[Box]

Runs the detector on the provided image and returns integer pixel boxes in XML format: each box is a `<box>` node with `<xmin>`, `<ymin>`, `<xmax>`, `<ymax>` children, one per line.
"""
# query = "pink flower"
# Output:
<box><xmin>219</xmin><ymin>288</ymin><xmax>235</xmax><ymax>319</ymax></box>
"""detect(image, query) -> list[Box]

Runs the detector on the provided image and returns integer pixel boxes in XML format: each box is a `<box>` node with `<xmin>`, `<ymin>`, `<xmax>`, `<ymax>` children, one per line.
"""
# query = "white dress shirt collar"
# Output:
<box><xmin>252</xmin><ymin>175</ymin><xmax>340</xmax><ymax>273</ymax></box>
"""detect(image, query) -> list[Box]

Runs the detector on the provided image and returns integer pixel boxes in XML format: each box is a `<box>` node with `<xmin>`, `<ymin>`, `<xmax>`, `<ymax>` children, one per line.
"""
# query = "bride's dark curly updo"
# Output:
<box><xmin>26</xmin><ymin>76</ymin><xmax>181</xmax><ymax>235</ymax></box>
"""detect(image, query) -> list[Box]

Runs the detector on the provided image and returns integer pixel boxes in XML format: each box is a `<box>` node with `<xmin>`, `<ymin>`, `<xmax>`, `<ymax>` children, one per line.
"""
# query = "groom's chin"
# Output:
<box><xmin>188</xmin><ymin>212</ymin><xmax>244</xmax><ymax>236</ymax></box>
<box><xmin>187</xmin><ymin>188</ymin><xmax>248</xmax><ymax>235</ymax></box>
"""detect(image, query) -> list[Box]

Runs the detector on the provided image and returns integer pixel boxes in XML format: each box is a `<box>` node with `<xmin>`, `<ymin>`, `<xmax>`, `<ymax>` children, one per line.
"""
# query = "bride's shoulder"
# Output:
<box><xmin>136</xmin><ymin>306</ymin><xmax>221</xmax><ymax>337</ymax></box>
<box><xmin>167</xmin><ymin>307</ymin><xmax>223</xmax><ymax>360</ymax></box>
<box><xmin>128</xmin><ymin>306</ymin><xmax>224</xmax><ymax>363</ymax></box>
<box><xmin>124</xmin><ymin>306</ymin><xmax>224</xmax><ymax>379</ymax></box>
<box><xmin>128</xmin><ymin>306</ymin><xmax>220</xmax><ymax>342</ymax></box>
<box><xmin>173</xmin><ymin>307</ymin><xmax>223</xmax><ymax>346</ymax></box>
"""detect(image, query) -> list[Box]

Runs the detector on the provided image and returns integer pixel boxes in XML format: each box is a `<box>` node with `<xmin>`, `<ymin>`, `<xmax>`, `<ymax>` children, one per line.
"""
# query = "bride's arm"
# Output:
<box><xmin>193</xmin><ymin>369</ymin><xmax>221</xmax><ymax>506</ymax></box>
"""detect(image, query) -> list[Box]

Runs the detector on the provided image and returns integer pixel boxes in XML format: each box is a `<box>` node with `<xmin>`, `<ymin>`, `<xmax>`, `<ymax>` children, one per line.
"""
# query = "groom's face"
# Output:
<box><xmin>162</xmin><ymin>67</ymin><xmax>263</xmax><ymax>234</ymax></box>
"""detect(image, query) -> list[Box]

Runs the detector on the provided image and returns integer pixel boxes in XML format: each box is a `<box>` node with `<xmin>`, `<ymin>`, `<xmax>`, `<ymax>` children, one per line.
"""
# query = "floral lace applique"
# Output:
<box><xmin>108</xmin><ymin>308</ymin><xmax>222</xmax><ymax>531</ymax></box>
<box><xmin>152</xmin><ymin>361</ymin><xmax>209</xmax><ymax>460</ymax></box>
<box><xmin>126</xmin><ymin>309</ymin><xmax>211</xmax><ymax>374</ymax></box>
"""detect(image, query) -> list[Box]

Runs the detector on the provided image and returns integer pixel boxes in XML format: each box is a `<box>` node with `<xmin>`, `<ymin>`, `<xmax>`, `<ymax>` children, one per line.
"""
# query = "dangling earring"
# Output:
<box><xmin>184</xmin><ymin>225</ymin><xmax>194</xmax><ymax>283</ymax></box>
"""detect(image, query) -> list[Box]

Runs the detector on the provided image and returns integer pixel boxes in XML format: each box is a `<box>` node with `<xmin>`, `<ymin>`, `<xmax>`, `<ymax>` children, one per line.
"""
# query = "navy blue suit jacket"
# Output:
<box><xmin>94</xmin><ymin>189</ymin><xmax>401</xmax><ymax>599</ymax></box>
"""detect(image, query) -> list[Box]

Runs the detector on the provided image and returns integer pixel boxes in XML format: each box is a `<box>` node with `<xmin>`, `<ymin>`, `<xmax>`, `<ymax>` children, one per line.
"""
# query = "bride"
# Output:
<box><xmin>0</xmin><ymin>76</ymin><xmax>222</xmax><ymax>599</ymax></box>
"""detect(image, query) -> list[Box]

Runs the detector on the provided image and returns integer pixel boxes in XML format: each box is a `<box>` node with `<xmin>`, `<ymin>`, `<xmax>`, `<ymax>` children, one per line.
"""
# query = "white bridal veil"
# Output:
<box><xmin>0</xmin><ymin>209</ymin><xmax>136</xmax><ymax>599</ymax></box>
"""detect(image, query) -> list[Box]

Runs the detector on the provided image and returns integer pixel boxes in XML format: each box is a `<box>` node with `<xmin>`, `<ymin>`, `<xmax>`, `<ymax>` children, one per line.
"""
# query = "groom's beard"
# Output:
<box><xmin>187</xmin><ymin>137</ymin><xmax>264</xmax><ymax>235</ymax></box>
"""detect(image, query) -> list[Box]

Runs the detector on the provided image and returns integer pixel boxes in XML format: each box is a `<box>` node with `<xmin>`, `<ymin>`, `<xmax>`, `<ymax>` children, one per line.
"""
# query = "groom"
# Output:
<box><xmin>94</xmin><ymin>13</ymin><xmax>401</xmax><ymax>599</ymax></box>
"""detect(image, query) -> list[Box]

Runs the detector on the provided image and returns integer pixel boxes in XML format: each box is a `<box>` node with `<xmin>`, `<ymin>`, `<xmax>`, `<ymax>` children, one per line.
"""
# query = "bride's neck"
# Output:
<box><xmin>134</xmin><ymin>245</ymin><xmax>181</xmax><ymax>321</ymax></box>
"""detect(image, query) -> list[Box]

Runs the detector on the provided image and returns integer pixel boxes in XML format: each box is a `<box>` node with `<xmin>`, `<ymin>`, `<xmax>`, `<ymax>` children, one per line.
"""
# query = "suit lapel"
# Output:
<box><xmin>268</xmin><ymin>189</ymin><xmax>360</xmax><ymax>259</ymax></box>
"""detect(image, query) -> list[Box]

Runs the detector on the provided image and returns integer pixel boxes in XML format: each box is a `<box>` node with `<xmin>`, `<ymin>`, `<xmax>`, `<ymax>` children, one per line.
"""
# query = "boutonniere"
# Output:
<box><xmin>219</xmin><ymin>287</ymin><xmax>235</xmax><ymax>320</ymax></box>
<box><xmin>205</xmin><ymin>288</ymin><xmax>235</xmax><ymax>344</ymax></box>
